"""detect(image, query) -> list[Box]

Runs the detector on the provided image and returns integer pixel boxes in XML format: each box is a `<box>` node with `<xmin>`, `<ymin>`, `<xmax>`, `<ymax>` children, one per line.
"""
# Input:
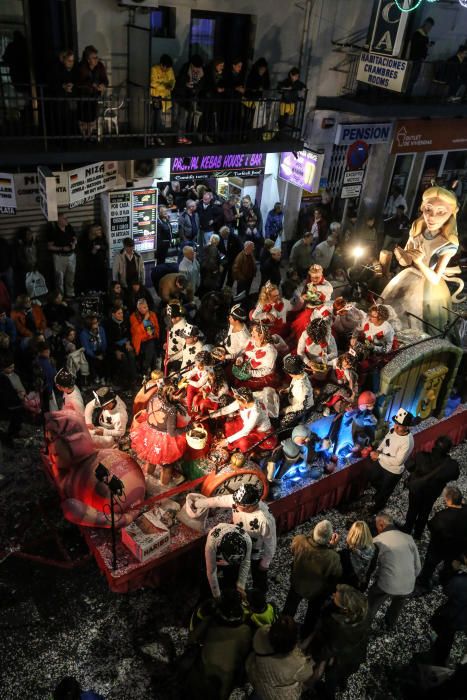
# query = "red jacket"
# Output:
<box><xmin>130</xmin><ymin>311</ymin><xmax>160</xmax><ymax>355</ymax></box>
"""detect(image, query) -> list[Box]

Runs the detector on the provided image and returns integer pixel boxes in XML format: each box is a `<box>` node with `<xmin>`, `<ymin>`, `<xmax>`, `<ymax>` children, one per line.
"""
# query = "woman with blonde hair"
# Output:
<box><xmin>338</xmin><ymin>520</ymin><xmax>377</xmax><ymax>591</ymax></box>
<box><xmin>381</xmin><ymin>186</ymin><xmax>463</xmax><ymax>334</ymax></box>
<box><xmin>251</xmin><ymin>281</ymin><xmax>297</xmax><ymax>337</ymax></box>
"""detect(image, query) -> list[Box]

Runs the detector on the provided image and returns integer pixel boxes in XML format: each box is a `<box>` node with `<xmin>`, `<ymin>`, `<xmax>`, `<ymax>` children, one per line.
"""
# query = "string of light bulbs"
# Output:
<box><xmin>395</xmin><ymin>0</ymin><xmax>466</xmax><ymax>11</ymax></box>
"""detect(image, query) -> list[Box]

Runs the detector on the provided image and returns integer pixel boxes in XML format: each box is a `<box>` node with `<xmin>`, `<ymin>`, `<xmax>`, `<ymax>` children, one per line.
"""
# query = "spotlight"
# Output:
<box><xmin>353</xmin><ymin>245</ymin><xmax>365</xmax><ymax>260</ymax></box>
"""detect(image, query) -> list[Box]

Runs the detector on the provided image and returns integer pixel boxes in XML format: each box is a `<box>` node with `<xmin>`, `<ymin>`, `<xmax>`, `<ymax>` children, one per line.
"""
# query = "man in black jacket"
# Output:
<box><xmin>416</xmin><ymin>486</ymin><xmax>467</xmax><ymax>591</ymax></box>
<box><xmin>404</xmin><ymin>436</ymin><xmax>459</xmax><ymax>540</ymax></box>
<box><xmin>102</xmin><ymin>303</ymin><xmax>137</xmax><ymax>388</ymax></box>
<box><xmin>218</xmin><ymin>225</ymin><xmax>242</xmax><ymax>287</ymax></box>
<box><xmin>406</xmin><ymin>17</ymin><xmax>435</xmax><ymax>95</ymax></box>
<box><xmin>197</xmin><ymin>191</ymin><xmax>223</xmax><ymax>245</ymax></box>
<box><xmin>428</xmin><ymin>551</ymin><xmax>467</xmax><ymax>665</ymax></box>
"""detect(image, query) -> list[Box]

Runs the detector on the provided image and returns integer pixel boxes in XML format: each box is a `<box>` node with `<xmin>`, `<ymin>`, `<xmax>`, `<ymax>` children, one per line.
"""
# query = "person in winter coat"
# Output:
<box><xmin>260</xmin><ymin>246</ymin><xmax>282</xmax><ymax>287</ymax></box>
<box><xmin>185</xmin><ymin>590</ymin><xmax>252</xmax><ymax>700</ymax></box>
<box><xmin>218</xmin><ymin>225</ymin><xmax>243</xmax><ymax>287</ymax></box>
<box><xmin>278</xmin><ymin>67</ymin><xmax>306</xmax><ymax>137</ymax></box>
<box><xmin>103</xmin><ymin>303</ymin><xmax>137</xmax><ymax>389</ymax></box>
<box><xmin>13</xmin><ymin>227</ymin><xmax>38</xmax><ymax>294</ymax></box>
<box><xmin>244</xmin><ymin>57</ymin><xmax>270</xmax><ymax>134</ymax></box>
<box><xmin>232</xmin><ymin>241</ymin><xmax>256</xmax><ymax>297</ymax></box>
<box><xmin>368</xmin><ymin>512</ymin><xmax>421</xmax><ymax>629</ymax></box>
<box><xmin>283</xmin><ymin>519</ymin><xmax>342</xmax><ymax>637</ymax></box>
<box><xmin>79</xmin><ymin>315</ymin><xmax>107</xmax><ymax>383</ymax></box>
<box><xmin>246</xmin><ymin>615</ymin><xmax>314</xmax><ymax>700</ymax></box>
<box><xmin>150</xmin><ymin>54</ymin><xmax>175</xmax><ymax>146</ymax></box>
<box><xmin>76</xmin><ymin>45</ymin><xmax>108</xmax><ymax>137</ymax></box>
<box><xmin>265</xmin><ymin>203</ymin><xmax>284</xmax><ymax>243</ymax></box>
<box><xmin>178</xmin><ymin>200</ymin><xmax>200</xmax><ymax>247</ymax></box>
<box><xmin>76</xmin><ymin>223</ymin><xmax>108</xmax><ymax>294</ymax></box>
<box><xmin>124</xmin><ymin>280</ymin><xmax>154</xmax><ymax>314</ymax></box>
<box><xmin>308</xmin><ymin>584</ymin><xmax>370</xmax><ymax>697</ymax></box>
<box><xmin>158</xmin><ymin>272</ymin><xmax>192</xmax><ymax>304</ymax></box>
<box><xmin>428</xmin><ymin>551</ymin><xmax>467</xmax><ymax>665</ymax></box>
<box><xmin>43</xmin><ymin>290</ymin><xmax>74</xmax><ymax>332</ymax></box>
<box><xmin>0</xmin><ymin>354</ymin><xmax>26</xmax><ymax>446</ymax></box>
<box><xmin>199</xmin><ymin>234</ymin><xmax>222</xmax><ymax>295</ymax></box>
<box><xmin>112</xmin><ymin>238</ymin><xmax>145</xmax><ymax>289</ymax></box>
<box><xmin>129</xmin><ymin>298</ymin><xmax>160</xmax><ymax>373</ymax></box>
<box><xmin>197</xmin><ymin>191</ymin><xmax>224</xmax><ymax>245</ymax></box>
<box><xmin>404</xmin><ymin>435</ymin><xmax>460</xmax><ymax>540</ymax></box>
<box><xmin>0</xmin><ymin>306</ymin><xmax>17</xmax><ymax>345</ymax></box>
<box><xmin>339</xmin><ymin>521</ymin><xmax>377</xmax><ymax>591</ymax></box>
<box><xmin>11</xmin><ymin>294</ymin><xmax>47</xmax><ymax>347</ymax></box>
<box><xmin>155</xmin><ymin>205</ymin><xmax>173</xmax><ymax>265</ymax></box>
<box><xmin>174</xmin><ymin>54</ymin><xmax>204</xmax><ymax>144</ymax></box>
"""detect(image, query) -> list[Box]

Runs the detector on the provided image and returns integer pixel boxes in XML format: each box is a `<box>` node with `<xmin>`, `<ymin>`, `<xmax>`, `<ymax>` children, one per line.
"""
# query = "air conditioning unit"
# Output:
<box><xmin>126</xmin><ymin>159</ymin><xmax>168</xmax><ymax>187</ymax></box>
<box><xmin>118</xmin><ymin>1</ymin><xmax>159</xmax><ymax>8</ymax></box>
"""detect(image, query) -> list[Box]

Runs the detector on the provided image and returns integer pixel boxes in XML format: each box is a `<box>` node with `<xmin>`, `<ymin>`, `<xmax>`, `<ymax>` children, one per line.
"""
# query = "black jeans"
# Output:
<box><xmin>139</xmin><ymin>339</ymin><xmax>159</xmax><ymax>374</ymax></box>
<box><xmin>418</xmin><ymin>542</ymin><xmax>453</xmax><ymax>587</ymax></box>
<box><xmin>369</xmin><ymin>462</ymin><xmax>402</xmax><ymax>513</ymax></box>
<box><xmin>283</xmin><ymin>587</ymin><xmax>328</xmax><ymax>637</ymax></box>
<box><xmin>431</xmin><ymin>628</ymin><xmax>457</xmax><ymax>666</ymax></box>
<box><xmin>367</xmin><ymin>583</ymin><xmax>408</xmax><ymax>629</ymax></box>
<box><xmin>404</xmin><ymin>491</ymin><xmax>437</xmax><ymax>539</ymax></box>
<box><xmin>251</xmin><ymin>560</ymin><xmax>268</xmax><ymax>593</ymax></box>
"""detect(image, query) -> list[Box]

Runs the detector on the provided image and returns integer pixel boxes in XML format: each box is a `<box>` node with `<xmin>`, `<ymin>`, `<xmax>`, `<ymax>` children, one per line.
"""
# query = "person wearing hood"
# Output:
<box><xmin>84</xmin><ymin>386</ymin><xmax>128</xmax><ymax>449</ymax></box>
<box><xmin>246</xmin><ymin>615</ymin><xmax>314</xmax><ymax>700</ymax></box>
<box><xmin>283</xmin><ymin>519</ymin><xmax>342</xmax><ymax>637</ymax></box>
<box><xmin>338</xmin><ymin>521</ymin><xmax>377</xmax><ymax>591</ymax></box>
<box><xmin>192</xmin><ymin>483</ymin><xmax>276</xmax><ymax>593</ymax></box>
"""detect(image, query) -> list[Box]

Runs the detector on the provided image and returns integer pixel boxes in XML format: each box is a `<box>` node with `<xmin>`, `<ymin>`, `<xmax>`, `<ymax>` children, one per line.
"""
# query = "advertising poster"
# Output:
<box><xmin>0</xmin><ymin>172</ymin><xmax>16</xmax><ymax>215</ymax></box>
<box><xmin>68</xmin><ymin>161</ymin><xmax>118</xmax><ymax>207</ymax></box>
<box><xmin>108</xmin><ymin>191</ymin><xmax>132</xmax><ymax>258</ymax></box>
<box><xmin>132</xmin><ymin>189</ymin><xmax>158</xmax><ymax>253</ymax></box>
<box><xmin>279</xmin><ymin>151</ymin><xmax>324</xmax><ymax>194</ymax></box>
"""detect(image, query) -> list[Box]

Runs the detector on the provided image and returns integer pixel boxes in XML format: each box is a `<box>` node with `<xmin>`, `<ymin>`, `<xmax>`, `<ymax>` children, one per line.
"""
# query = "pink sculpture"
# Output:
<box><xmin>44</xmin><ymin>410</ymin><xmax>146</xmax><ymax>528</ymax></box>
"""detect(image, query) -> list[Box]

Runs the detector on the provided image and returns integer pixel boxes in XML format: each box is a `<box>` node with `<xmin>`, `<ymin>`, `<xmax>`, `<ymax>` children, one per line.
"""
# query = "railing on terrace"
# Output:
<box><xmin>0</xmin><ymin>83</ymin><xmax>307</xmax><ymax>150</ymax></box>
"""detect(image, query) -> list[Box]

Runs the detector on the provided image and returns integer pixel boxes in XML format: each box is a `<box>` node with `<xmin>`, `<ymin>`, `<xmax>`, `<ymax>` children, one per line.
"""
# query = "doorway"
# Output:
<box><xmin>189</xmin><ymin>10</ymin><xmax>254</xmax><ymax>67</ymax></box>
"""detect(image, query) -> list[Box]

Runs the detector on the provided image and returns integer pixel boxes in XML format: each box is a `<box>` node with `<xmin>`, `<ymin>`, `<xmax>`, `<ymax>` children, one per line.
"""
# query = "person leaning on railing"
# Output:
<box><xmin>277</xmin><ymin>67</ymin><xmax>306</xmax><ymax>137</ymax></box>
<box><xmin>76</xmin><ymin>45</ymin><xmax>108</xmax><ymax>139</ymax></box>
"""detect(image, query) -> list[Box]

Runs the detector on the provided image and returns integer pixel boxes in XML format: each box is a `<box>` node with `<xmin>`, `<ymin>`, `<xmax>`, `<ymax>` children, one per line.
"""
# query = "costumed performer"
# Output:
<box><xmin>297</xmin><ymin>318</ymin><xmax>338</xmax><ymax>373</ymax></box>
<box><xmin>130</xmin><ymin>381</ymin><xmax>188</xmax><ymax>485</ymax></box>
<box><xmin>193</xmin><ymin>483</ymin><xmax>276</xmax><ymax>593</ymax></box>
<box><xmin>279</xmin><ymin>354</ymin><xmax>314</xmax><ymax>428</ymax></box>
<box><xmin>205</xmin><ymin>523</ymin><xmax>252</xmax><ymax>600</ymax></box>
<box><xmin>165</xmin><ymin>302</ymin><xmax>193</xmax><ymax>374</ymax></box>
<box><xmin>133</xmin><ymin>369</ymin><xmax>164</xmax><ymax>414</ymax></box>
<box><xmin>289</xmin><ymin>264</ymin><xmax>333</xmax><ymax>342</ymax></box>
<box><xmin>209</xmin><ymin>386</ymin><xmax>277</xmax><ymax>453</ymax></box>
<box><xmin>54</xmin><ymin>368</ymin><xmax>84</xmax><ymax>413</ymax></box>
<box><xmin>266</xmin><ymin>424</ymin><xmax>314</xmax><ymax>487</ymax></box>
<box><xmin>233</xmin><ymin>322</ymin><xmax>280</xmax><ymax>390</ymax></box>
<box><xmin>179</xmin><ymin>325</ymin><xmax>207</xmax><ymax>370</ymax></box>
<box><xmin>219</xmin><ymin>304</ymin><xmax>251</xmax><ymax>361</ymax></box>
<box><xmin>354</xmin><ymin>304</ymin><xmax>396</xmax><ymax>355</ymax></box>
<box><xmin>192</xmin><ymin>364</ymin><xmax>229</xmax><ymax>416</ymax></box>
<box><xmin>84</xmin><ymin>386</ymin><xmax>128</xmax><ymax>448</ymax></box>
<box><xmin>344</xmin><ymin>390</ymin><xmax>377</xmax><ymax>455</ymax></box>
<box><xmin>185</xmin><ymin>350</ymin><xmax>214</xmax><ymax>413</ymax></box>
<box><xmin>381</xmin><ymin>186</ymin><xmax>462</xmax><ymax>334</ymax></box>
<box><xmin>251</xmin><ymin>282</ymin><xmax>298</xmax><ymax>337</ymax></box>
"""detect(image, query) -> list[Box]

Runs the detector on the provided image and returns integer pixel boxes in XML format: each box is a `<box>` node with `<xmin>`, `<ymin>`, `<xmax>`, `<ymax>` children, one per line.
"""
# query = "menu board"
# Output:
<box><xmin>131</xmin><ymin>189</ymin><xmax>158</xmax><ymax>253</ymax></box>
<box><xmin>103</xmin><ymin>188</ymin><xmax>158</xmax><ymax>262</ymax></box>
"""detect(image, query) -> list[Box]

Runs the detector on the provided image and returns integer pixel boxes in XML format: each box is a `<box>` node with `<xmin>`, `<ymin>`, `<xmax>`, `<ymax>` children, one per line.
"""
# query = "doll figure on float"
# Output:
<box><xmin>381</xmin><ymin>187</ymin><xmax>463</xmax><ymax>335</ymax></box>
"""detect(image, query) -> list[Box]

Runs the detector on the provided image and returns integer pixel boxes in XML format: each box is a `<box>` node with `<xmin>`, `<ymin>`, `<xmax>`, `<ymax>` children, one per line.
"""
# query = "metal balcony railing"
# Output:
<box><xmin>0</xmin><ymin>83</ymin><xmax>307</xmax><ymax>152</ymax></box>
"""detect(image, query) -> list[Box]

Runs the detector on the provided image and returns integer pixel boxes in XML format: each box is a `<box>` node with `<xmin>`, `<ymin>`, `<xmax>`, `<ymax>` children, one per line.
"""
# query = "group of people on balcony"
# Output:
<box><xmin>407</xmin><ymin>16</ymin><xmax>467</xmax><ymax>101</ymax></box>
<box><xmin>149</xmin><ymin>53</ymin><xmax>306</xmax><ymax>145</ymax></box>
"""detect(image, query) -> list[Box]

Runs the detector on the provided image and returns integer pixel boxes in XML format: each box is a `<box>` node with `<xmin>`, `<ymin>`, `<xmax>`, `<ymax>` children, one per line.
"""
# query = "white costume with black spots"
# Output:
<box><xmin>84</xmin><ymin>396</ymin><xmax>128</xmax><ymax>448</ymax></box>
<box><xmin>297</xmin><ymin>331</ymin><xmax>338</xmax><ymax>367</ymax></box>
<box><xmin>205</xmin><ymin>522</ymin><xmax>252</xmax><ymax>599</ymax></box>
<box><xmin>168</xmin><ymin>318</ymin><xmax>193</xmax><ymax>361</ymax></box>
<box><xmin>224</xmin><ymin>325</ymin><xmax>251</xmax><ymax>360</ymax></box>
<box><xmin>242</xmin><ymin>340</ymin><xmax>277</xmax><ymax>377</ymax></box>
<box><xmin>180</xmin><ymin>339</ymin><xmax>205</xmax><ymax>370</ymax></box>
<box><xmin>202</xmin><ymin>495</ymin><xmax>277</xmax><ymax>567</ymax></box>
<box><xmin>377</xmin><ymin>427</ymin><xmax>414</xmax><ymax>475</ymax></box>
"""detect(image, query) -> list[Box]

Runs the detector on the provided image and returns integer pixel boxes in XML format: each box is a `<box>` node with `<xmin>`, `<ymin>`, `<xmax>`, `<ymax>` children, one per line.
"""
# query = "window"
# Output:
<box><xmin>150</xmin><ymin>7</ymin><xmax>176</xmax><ymax>39</ymax></box>
<box><xmin>189</xmin><ymin>17</ymin><xmax>215</xmax><ymax>63</ymax></box>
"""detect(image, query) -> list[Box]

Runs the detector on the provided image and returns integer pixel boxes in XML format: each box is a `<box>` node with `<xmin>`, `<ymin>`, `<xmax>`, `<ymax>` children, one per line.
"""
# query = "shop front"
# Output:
<box><xmin>389</xmin><ymin>118</ymin><xmax>467</xmax><ymax>221</ymax></box>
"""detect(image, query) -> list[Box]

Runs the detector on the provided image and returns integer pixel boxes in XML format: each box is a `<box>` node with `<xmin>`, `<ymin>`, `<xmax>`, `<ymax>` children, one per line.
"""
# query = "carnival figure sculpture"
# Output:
<box><xmin>381</xmin><ymin>187</ymin><xmax>463</xmax><ymax>334</ymax></box>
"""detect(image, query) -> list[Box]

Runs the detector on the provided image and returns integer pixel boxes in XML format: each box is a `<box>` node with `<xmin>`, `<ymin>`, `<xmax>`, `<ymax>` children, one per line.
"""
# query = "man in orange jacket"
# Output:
<box><xmin>130</xmin><ymin>298</ymin><xmax>160</xmax><ymax>374</ymax></box>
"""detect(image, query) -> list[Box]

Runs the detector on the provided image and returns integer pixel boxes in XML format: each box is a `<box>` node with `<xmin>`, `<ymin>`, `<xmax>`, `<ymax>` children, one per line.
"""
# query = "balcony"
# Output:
<box><xmin>0</xmin><ymin>83</ymin><xmax>306</xmax><ymax>166</ymax></box>
<box><xmin>317</xmin><ymin>51</ymin><xmax>467</xmax><ymax>119</ymax></box>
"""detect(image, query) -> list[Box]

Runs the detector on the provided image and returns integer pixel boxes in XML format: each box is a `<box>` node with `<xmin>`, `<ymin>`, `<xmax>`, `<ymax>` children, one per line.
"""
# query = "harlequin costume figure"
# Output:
<box><xmin>193</xmin><ymin>483</ymin><xmax>277</xmax><ymax>593</ymax></box>
<box><xmin>297</xmin><ymin>318</ymin><xmax>338</xmax><ymax>370</ymax></box>
<box><xmin>233</xmin><ymin>322</ymin><xmax>279</xmax><ymax>390</ymax></box>
<box><xmin>165</xmin><ymin>303</ymin><xmax>193</xmax><ymax>374</ymax></box>
<box><xmin>251</xmin><ymin>282</ymin><xmax>297</xmax><ymax>338</ymax></box>
<box><xmin>185</xmin><ymin>350</ymin><xmax>213</xmax><ymax>413</ymax></box>
<box><xmin>290</xmin><ymin>264</ymin><xmax>333</xmax><ymax>341</ymax></box>
<box><xmin>323</xmin><ymin>352</ymin><xmax>359</xmax><ymax>415</ymax></box>
<box><xmin>210</xmin><ymin>386</ymin><xmax>277</xmax><ymax>453</ymax></box>
<box><xmin>280</xmin><ymin>354</ymin><xmax>314</xmax><ymax>427</ymax></box>
<box><xmin>130</xmin><ymin>381</ymin><xmax>189</xmax><ymax>485</ymax></box>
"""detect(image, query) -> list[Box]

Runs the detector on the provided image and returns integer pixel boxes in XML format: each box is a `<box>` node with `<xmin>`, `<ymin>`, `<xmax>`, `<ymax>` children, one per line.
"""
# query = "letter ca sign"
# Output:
<box><xmin>370</xmin><ymin>0</ymin><xmax>409</xmax><ymax>57</ymax></box>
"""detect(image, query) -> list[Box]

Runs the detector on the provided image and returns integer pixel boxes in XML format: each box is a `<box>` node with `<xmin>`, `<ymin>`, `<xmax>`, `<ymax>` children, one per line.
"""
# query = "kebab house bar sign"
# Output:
<box><xmin>391</xmin><ymin>119</ymin><xmax>467</xmax><ymax>154</ymax></box>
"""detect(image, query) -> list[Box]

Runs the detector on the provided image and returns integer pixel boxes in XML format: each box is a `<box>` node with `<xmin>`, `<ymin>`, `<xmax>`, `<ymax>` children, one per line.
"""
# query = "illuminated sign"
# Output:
<box><xmin>170</xmin><ymin>153</ymin><xmax>266</xmax><ymax>180</ymax></box>
<box><xmin>279</xmin><ymin>150</ymin><xmax>324</xmax><ymax>194</ymax></box>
